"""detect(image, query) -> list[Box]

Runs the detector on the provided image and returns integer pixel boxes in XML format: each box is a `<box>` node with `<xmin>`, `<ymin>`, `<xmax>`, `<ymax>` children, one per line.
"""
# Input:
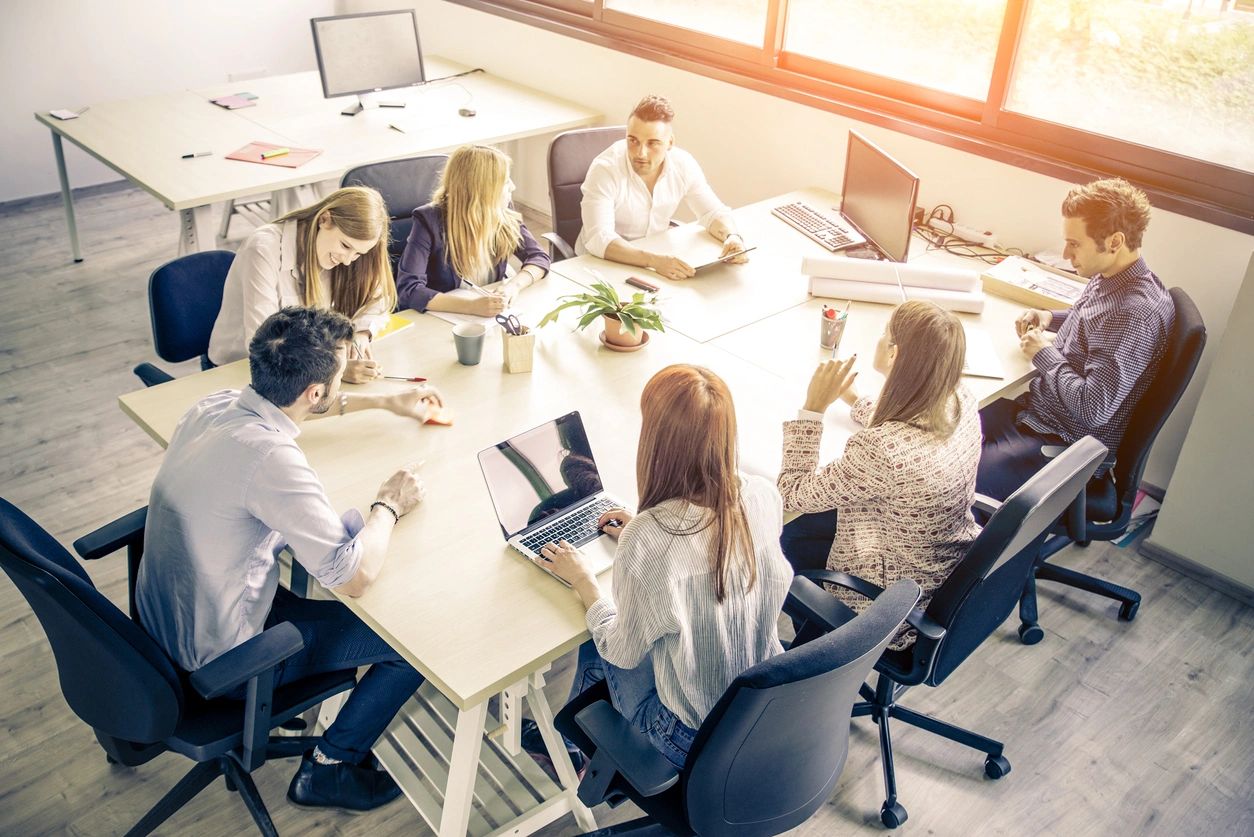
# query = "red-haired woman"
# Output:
<box><xmin>536</xmin><ymin>364</ymin><xmax>793</xmax><ymax>771</ymax></box>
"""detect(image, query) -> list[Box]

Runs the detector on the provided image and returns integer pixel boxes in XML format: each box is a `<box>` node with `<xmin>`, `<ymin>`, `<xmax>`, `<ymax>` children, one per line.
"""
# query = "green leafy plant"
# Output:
<box><xmin>538</xmin><ymin>280</ymin><xmax>665</xmax><ymax>338</ymax></box>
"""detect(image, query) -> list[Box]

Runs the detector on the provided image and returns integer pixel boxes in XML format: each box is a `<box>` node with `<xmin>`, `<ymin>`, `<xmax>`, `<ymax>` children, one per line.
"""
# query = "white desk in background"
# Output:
<box><xmin>36</xmin><ymin>57</ymin><xmax>600</xmax><ymax>260</ymax></box>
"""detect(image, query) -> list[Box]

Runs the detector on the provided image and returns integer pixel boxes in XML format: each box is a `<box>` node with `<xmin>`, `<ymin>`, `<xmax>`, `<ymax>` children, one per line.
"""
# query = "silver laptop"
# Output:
<box><xmin>477</xmin><ymin>411</ymin><xmax>626</xmax><ymax>585</ymax></box>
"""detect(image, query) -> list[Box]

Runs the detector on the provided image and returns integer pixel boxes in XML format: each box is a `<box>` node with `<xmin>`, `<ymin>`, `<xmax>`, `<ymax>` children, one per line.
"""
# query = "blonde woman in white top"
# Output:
<box><xmin>778</xmin><ymin>300</ymin><xmax>982</xmax><ymax>649</ymax></box>
<box><xmin>208</xmin><ymin>186</ymin><xmax>396</xmax><ymax>382</ymax></box>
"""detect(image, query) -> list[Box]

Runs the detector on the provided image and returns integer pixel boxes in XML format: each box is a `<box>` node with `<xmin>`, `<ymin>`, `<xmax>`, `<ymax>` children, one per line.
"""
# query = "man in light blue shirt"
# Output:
<box><xmin>136</xmin><ymin>307</ymin><xmax>440</xmax><ymax>812</ymax></box>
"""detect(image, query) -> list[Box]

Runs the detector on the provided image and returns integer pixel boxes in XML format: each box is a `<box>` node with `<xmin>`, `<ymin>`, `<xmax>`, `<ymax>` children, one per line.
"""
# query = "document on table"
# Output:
<box><xmin>425</xmin><ymin>288</ymin><xmax>518</xmax><ymax>330</ymax></box>
<box><xmin>962</xmin><ymin>326</ymin><xmax>1006</xmax><ymax>380</ymax></box>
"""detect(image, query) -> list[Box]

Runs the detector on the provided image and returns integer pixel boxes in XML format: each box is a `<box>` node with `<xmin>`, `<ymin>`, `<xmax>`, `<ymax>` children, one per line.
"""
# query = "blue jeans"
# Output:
<box><xmin>780</xmin><ymin>510</ymin><xmax>838</xmax><ymax>574</ymax></box>
<box><xmin>568</xmin><ymin>640</ymin><xmax>698</xmax><ymax>771</ymax></box>
<box><xmin>258</xmin><ymin>587</ymin><xmax>424</xmax><ymax>765</ymax></box>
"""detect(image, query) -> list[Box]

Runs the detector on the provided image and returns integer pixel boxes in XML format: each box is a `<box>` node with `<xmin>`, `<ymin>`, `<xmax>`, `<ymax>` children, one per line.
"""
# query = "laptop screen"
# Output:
<box><xmin>478</xmin><ymin>411</ymin><xmax>604</xmax><ymax>538</ymax></box>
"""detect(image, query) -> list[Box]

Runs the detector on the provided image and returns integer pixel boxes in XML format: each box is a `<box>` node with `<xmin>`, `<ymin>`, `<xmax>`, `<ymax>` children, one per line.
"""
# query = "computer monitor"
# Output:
<box><xmin>311</xmin><ymin>10</ymin><xmax>426</xmax><ymax>111</ymax></box>
<box><xmin>840</xmin><ymin>131</ymin><xmax>920</xmax><ymax>263</ymax></box>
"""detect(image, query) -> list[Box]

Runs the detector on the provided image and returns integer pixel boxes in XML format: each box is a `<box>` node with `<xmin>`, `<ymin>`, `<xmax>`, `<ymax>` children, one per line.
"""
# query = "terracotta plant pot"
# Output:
<box><xmin>602</xmin><ymin>314</ymin><xmax>645</xmax><ymax>347</ymax></box>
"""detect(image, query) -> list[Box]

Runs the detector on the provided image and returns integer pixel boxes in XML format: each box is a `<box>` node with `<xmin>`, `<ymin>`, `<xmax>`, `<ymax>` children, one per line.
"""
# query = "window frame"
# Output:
<box><xmin>448</xmin><ymin>0</ymin><xmax>1254</xmax><ymax>233</ymax></box>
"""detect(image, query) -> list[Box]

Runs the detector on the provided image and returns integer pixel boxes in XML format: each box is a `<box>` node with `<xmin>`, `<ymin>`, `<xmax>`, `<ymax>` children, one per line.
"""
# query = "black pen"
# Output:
<box><xmin>181</xmin><ymin>151</ymin><xmax>212</xmax><ymax>159</ymax></box>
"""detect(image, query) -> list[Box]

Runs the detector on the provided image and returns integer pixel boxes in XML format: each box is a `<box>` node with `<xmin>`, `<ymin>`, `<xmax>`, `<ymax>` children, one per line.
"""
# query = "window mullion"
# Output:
<box><xmin>984</xmin><ymin>0</ymin><xmax>1027</xmax><ymax>127</ymax></box>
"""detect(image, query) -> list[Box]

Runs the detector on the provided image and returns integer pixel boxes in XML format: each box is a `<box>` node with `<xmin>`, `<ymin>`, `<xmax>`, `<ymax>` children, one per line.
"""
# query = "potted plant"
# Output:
<box><xmin>538</xmin><ymin>280</ymin><xmax>665</xmax><ymax>349</ymax></box>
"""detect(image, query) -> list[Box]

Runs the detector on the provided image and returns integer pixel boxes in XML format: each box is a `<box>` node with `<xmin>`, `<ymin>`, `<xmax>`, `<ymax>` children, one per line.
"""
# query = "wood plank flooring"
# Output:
<box><xmin>1</xmin><ymin>186</ymin><xmax>1251</xmax><ymax>836</ymax></box>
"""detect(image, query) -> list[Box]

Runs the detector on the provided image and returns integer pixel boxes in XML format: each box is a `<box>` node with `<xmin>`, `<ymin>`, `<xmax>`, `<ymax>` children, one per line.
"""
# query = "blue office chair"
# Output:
<box><xmin>554</xmin><ymin>578</ymin><xmax>921</xmax><ymax>836</ymax></box>
<box><xmin>133</xmin><ymin>250</ymin><xmax>234</xmax><ymax>387</ymax></box>
<box><xmin>793</xmin><ymin>436</ymin><xmax>1107</xmax><ymax>828</ymax></box>
<box><xmin>341</xmin><ymin>154</ymin><xmax>449</xmax><ymax>275</ymax></box>
<box><xmin>543</xmin><ymin>126</ymin><xmax>623</xmax><ymax>260</ymax></box>
<box><xmin>1017</xmin><ymin>288</ymin><xmax>1207</xmax><ymax>641</ymax></box>
<box><xmin>0</xmin><ymin>498</ymin><xmax>357</xmax><ymax>836</ymax></box>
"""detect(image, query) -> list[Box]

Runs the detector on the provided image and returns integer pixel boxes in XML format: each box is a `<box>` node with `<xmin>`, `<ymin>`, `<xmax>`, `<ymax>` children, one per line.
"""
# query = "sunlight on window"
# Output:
<box><xmin>784</xmin><ymin>0</ymin><xmax>1007</xmax><ymax>99</ymax></box>
<box><xmin>1008</xmin><ymin>0</ymin><xmax>1254</xmax><ymax>172</ymax></box>
<box><xmin>605</xmin><ymin>0</ymin><xmax>768</xmax><ymax>46</ymax></box>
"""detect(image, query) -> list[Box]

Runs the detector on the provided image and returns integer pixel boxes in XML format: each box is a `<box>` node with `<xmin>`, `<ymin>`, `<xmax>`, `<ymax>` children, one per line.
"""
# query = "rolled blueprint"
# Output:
<box><xmin>801</xmin><ymin>255</ymin><xmax>980</xmax><ymax>293</ymax></box>
<box><xmin>808</xmin><ymin>276</ymin><xmax>986</xmax><ymax>314</ymax></box>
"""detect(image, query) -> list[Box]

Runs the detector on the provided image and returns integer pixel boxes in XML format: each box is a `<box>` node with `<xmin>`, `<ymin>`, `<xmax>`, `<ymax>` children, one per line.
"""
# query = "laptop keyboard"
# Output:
<box><xmin>519</xmin><ymin>497</ymin><xmax>618</xmax><ymax>553</ymax></box>
<box><xmin>772</xmin><ymin>201</ymin><xmax>861</xmax><ymax>251</ymax></box>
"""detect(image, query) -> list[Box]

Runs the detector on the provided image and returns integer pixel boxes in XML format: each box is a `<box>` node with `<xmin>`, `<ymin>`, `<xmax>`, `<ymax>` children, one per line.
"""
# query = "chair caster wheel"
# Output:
<box><xmin>985</xmin><ymin>754</ymin><xmax>1011</xmax><ymax>779</ymax></box>
<box><xmin>1018</xmin><ymin>623</ymin><xmax>1044</xmax><ymax>645</ymax></box>
<box><xmin>106</xmin><ymin>755</ymin><xmax>118</xmax><ymax>765</ymax></box>
<box><xmin>1119</xmin><ymin>600</ymin><xmax>1139</xmax><ymax>621</ymax></box>
<box><xmin>279</xmin><ymin>717</ymin><xmax>307</xmax><ymax>731</ymax></box>
<box><xmin>880</xmin><ymin>801</ymin><xmax>908</xmax><ymax>828</ymax></box>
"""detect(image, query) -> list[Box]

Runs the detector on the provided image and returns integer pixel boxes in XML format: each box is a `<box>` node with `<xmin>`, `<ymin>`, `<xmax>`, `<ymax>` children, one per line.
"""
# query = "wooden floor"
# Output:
<box><xmin>1</xmin><ymin>186</ymin><xmax>1251</xmax><ymax>836</ymax></box>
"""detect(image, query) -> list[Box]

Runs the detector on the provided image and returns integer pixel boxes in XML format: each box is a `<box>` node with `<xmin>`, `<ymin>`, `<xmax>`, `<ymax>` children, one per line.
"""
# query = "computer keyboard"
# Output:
<box><xmin>519</xmin><ymin>497</ymin><xmax>617</xmax><ymax>553</ymax></box>
<box><xmin>772</xmin><ymin>201</ymin><xmax>864</xmax><ymax>252</ymax></box>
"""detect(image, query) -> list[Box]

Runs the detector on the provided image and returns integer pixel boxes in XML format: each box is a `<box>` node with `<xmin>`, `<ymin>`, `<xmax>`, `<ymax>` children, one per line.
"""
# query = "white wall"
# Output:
<box><xmin>1147</xmin><ymin>254</ymin><xmax>1254</xmax><ymax>591</ymax></box>
<box><xmin>0</xmin><ymin>0</ymin><xmax>335</xmax><ymax>202</ymax></box>
<box><xmin>374</xmin><ymin>0</ymin><xmax>1253</xmax><ymax>491</ymax></box>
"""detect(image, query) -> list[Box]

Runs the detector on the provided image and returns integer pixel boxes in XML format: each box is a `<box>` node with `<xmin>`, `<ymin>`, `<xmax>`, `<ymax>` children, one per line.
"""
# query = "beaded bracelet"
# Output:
<box><xmin>370</xmin><ymin>500</ymin><xmax>400</xmax><ymax>524</ymax></box>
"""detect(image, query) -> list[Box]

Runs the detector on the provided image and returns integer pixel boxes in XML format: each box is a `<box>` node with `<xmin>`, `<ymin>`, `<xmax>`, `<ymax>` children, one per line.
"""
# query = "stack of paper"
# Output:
<box><xmin>804</xmin><ymin>256</ymin><xmax>985</xmax><ymax>314</ymax></box>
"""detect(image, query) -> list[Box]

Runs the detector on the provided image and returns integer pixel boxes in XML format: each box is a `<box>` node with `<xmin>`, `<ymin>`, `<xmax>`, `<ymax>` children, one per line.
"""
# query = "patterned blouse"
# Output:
<box><xmin>778</xmin><ymin>387</ymin><xmax>982</xmax><ymax>648</ymax></box>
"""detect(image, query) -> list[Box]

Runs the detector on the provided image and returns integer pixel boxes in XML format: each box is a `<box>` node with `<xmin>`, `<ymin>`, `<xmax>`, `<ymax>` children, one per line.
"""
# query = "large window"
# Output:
<box><xmin>454</xmin><ymin>0</ymin><xmax>1254</xmax><ymax>230</ymax></box>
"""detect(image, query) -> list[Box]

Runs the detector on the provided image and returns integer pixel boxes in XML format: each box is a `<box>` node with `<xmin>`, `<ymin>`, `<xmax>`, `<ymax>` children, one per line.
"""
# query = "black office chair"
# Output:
<box><xmin>554</xmin><ymin>578</ymin><xmax>921</xmax><ymax>836</ymax></box>
<box><xmin>1017</xmin><ymin>288</ymin><xmax>1207</xmax><ymax>643</ymax></box>
<box><xmin>0</xmin><ymin>498</ymin><xmax>357</xmax><ymax>836</ymax></box>
<box><xmin>133</xmin><ymin>250</ymin><xmax>234</xmax><ymax>387</ymax></box>
<box><xmin>341</xmin><ymin>154</ymin><xmax>449</xmax><ymax>275</ymax></box>
<box><xmin>793</xmin><ymin>437</ymin><xmax>1107</xmax><ymax>828</ymax></box>
<box><xmin>543</xmin><ymin>126</ymin><xmax>623</xmax><ymax>261</ymax></box>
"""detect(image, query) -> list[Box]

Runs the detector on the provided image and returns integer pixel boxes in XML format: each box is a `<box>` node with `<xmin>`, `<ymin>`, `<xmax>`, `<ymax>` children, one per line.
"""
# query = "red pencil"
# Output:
<box><xmin>384</xmin><ymin>375</ymin><xmax>428</xmax><ymax>383</ymax></box>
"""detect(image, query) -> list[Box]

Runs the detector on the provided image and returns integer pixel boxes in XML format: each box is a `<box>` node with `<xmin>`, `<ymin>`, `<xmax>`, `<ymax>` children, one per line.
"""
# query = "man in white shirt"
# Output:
<box><xmin>137</xmin><ymin>307</ymin><xmax>441</xmax><ymax>813</ymax></box>
<box><xmin>575</xmin><ymin>95</ymin><xmax>749</xmax><ymax>280</ymax></box>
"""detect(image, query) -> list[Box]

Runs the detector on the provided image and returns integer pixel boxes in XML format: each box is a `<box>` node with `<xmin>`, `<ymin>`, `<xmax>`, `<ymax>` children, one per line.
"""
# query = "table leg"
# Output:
<box><xmin>526</xmin><ymin>670</ymin><xmax>597</xmax><ymax>832</ymax></box>
<box><xmin>498</xmin><ymin>680</ymin><xmax>524</xmax><ymax>756</ymax></box>
<box><xmin>51</xmin><ymin>133</ymin><xmax>83</xmax><ymax>263</ymax></box>
<box><xmin>438</xmin><ymin>701</ymin><xmax>489</xmax><ymax>837</ymax></box>
<box><xmin>177</xmin><ymin>208</ymin><xmax>200</xmax><ymax>255</ymax></box>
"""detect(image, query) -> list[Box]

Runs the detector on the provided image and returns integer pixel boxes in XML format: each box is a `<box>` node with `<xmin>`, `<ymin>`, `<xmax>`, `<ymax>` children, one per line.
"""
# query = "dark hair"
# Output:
<box><xmin>1061</xmin><ymin>178</ymin><xmax>1152</xmax><ymax>250</ymax></box>
<box><xmin>248</xmin><ymin>307</ymin><xmax>354</xmax><ymax>408</ymax></box>
<box><xmin>629</xmin><ymin>94</ymin><xmax>675</xmax><ymax>124</ymax></box>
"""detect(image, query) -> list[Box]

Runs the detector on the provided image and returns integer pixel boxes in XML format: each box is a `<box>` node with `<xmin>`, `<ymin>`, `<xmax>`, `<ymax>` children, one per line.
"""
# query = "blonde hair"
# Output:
<box><xmin>277</xmin><ymin>186</ymin><xmax>396</xmax><ymax>320</ymax></box>
<box><xmin>432</xmin><ymin>145</ymin><xmax>523</xmax><ymax>281</ymax></box>
<box><xmin>871</xmin><ymin>301</ymin><xmax>966</xmax><ymax>436</ymax></box>
<box><xmin>637</xmin><ymin>365</ymin><xmax>754</xmax><ymax>603</ymax></box>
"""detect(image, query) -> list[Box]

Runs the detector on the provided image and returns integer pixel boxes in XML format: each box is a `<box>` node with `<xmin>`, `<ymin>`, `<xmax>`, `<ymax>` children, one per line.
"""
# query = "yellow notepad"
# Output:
<box><xmin>376</xmin><ymin>314</ymin><xmax>414</xmax><ymax>340</ymax></box>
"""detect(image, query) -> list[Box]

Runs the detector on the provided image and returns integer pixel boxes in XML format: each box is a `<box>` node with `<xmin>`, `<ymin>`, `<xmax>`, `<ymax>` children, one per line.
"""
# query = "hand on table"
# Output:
<box><xmin>649</xmin><ymin>254</ymin><xmax>695</xmax><ymax>281</ymax></box>
<box><xmin>719</xmin><ymin>235</ymin><xmax>750</xmax><ymax>264</ymax></box>
<box><xmin>802</xmin><ymin>356</ymin><xmax>859</xmax><ymax>414</ymax></box>
<box><xmin>596</xmin><ymin>508</ymin><xmax>633</xmax><ymax>541</ymax></box>
<box><xmin>1019</xmin><ymin>328</ymin><xmax>1050</xmax><ymax>360</ymax></box>
<box><xmin>384</xmin><ymin>385</ymin><xmax>444</xmax><ymax>421</ymax></box>
<box><xmin>465</xmin><ymin>292</ymin><xmax>508</xmax><ymax>317</ymax></box>
<box><xmin>344</xmin><ymin>358</ymin><xmax>381</xmax><ymax>383</ymax></box>
<box><xmin>1015</xmin><ymin>309</ymin><xmax>1052</xmax><ymax>337</ymax></box>
<box><xmin>375</xmin><ymin>462</ymin><xmax>426</xmax><ymax>517</ymax></box>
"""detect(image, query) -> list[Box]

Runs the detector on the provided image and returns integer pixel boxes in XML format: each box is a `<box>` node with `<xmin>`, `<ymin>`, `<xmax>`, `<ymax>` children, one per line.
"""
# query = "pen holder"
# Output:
<box><xmin>502</xmin><ymin>328</ymin><xmax>535</xmax><ymax>374</ymax></box>
<box><xmin>820</xmin><ymin>308</ymin><xmax>847</xmax><ymax>351</ymax></box>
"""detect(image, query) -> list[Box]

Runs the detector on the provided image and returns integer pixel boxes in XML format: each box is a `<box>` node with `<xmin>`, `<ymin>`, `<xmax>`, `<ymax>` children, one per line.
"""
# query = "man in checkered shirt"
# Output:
<box><xmin>977</xmin><ymin>178</ymin><xmax>1174</xmax><ymax>502</ymax></box>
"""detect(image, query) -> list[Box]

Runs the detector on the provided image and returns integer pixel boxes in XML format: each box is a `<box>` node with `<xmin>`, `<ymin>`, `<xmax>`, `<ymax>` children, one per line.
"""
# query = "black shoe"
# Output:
<box><xmin>520</xmin><ymin>719</ymin><xmax>587</xmax><ymax>780</ymax></box>
<box><xmin>287</xmin><ymin>750</ymin><xmax>403</xmax><ymax>813</ymax></box>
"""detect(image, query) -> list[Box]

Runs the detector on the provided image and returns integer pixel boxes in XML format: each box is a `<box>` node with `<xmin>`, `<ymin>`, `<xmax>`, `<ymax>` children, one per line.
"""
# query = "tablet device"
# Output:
<box><xmin>692</xmin><ymin>246</ymin><xmax>756</xmax><ymax>271</ymax></box>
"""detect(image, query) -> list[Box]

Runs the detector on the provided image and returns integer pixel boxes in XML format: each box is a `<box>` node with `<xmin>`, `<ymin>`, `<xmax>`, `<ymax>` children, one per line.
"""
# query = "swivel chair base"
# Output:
<box><xmin>1017</xmin><ymin>536</ymin><xmax>1141</xmax><ymax>644</ymax></box>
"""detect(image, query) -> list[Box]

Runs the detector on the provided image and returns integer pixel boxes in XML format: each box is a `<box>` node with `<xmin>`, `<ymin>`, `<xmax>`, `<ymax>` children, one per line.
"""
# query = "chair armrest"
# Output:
<box><xmin>972</xmin><ymin>493</ymin><xmax>1002</xmax><ymax>516</ymax></box>
<box><xmin>541</xmin><ymin>231</ymin><xmax>574</xmax><ymax>261</ymax></box>
<box><xmin>904</xmin><ymin>607</ymin><xmax>946</xmax><ymax>643</ymax></box>
<box><xmin>189</xmin><ymin>622</ymin><xmax>304</xmax><ymax>700</ymax></box>
<box><xmin>133</xmin><ymin>362</ymin><xmax>175</xmax><ymax>388</ymax></box>
<box><xmin>574</xmin><ymin>701</ymin><xmax>679</xmax><ymax>803</ymax></box>
<box><xmin>73</xmin><ymin>508</ymin><xmax>147</xmax><ymax>560</ymax></box>
<box><xmin>783</xmin><ymin>575</ymin><xmax>857</xmax><ymax>632</ymax></box>
<box><xmin>1040</xmin><ymin>445</ymin><xmax>1066</xmax><ymax>459</ymax></box>
<box><xmin>799</xmin><ymin>569</ymin><xmax>885</xmax><ymax>601</ymax></box>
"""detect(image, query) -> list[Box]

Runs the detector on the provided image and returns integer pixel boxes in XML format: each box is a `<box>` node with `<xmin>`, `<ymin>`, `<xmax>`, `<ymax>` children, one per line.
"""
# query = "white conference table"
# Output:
<box><xmin>116</xmin><ymin>196</ymin><xmax>1040</xmax><ymax>836</ymax></box>
<box><xmin>36</xmin><ymin>56</ymin><xmax>600</xmax><ymax>260</ymax></box>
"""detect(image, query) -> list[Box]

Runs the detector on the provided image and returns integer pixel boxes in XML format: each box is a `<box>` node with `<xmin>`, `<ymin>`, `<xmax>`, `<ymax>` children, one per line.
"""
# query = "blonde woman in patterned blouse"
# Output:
<box><xmin>777</xmin><ymin>300</ymin><xmax>981</xmax><ymax>648</ymax></box>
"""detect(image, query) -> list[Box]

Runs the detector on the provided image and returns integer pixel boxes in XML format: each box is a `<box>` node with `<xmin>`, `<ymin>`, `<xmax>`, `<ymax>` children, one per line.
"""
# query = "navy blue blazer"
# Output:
<box><xmin>395</xmin><ymin>203</ymin><xmax>551</xmax><ymax>312</ymax></box>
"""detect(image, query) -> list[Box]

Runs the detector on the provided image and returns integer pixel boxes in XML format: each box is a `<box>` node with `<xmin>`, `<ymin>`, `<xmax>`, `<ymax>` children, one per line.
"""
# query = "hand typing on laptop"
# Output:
<box><xmin>596</xmin><ymin>508</ymin><xmax>632</xmax><ymax>540</ymax></box>
<box><xmin>537</xmin><ymin>540</ymin><xmax>606</xmax><ymax>609</ymax></box>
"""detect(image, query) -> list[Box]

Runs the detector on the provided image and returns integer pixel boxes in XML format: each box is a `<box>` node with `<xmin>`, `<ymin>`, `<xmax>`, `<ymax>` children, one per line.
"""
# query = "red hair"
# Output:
<box><xmin>637</xmin><ymin>364</ymin><xmax>754</xmax><ymax>602</ymax></box>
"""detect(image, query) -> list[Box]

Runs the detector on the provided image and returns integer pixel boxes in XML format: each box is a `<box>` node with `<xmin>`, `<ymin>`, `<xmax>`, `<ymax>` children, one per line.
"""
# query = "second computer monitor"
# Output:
<box><xmin>840</xmin><ymin>131</ymin><xmax>920</xmax><ymax>263</ymax></box>
<box><xmin>311</xmin><ymin>10</ymin><xmax>426</xmax><ymax>100</ymax></box>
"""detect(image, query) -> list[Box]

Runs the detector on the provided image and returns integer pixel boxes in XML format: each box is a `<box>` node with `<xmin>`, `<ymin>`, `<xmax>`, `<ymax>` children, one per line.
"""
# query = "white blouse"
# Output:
<box><xmin>208</xmin><ymin>220</ymin><xmax>389</xmax><ymax>366</ymax></box>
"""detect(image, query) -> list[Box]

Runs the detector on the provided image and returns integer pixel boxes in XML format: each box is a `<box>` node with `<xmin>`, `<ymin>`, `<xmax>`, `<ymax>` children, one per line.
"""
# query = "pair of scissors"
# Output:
<box><xmin>495</xmin><ymin>314</ymin><xmax>522</xmax><ymax>335</ymax></box>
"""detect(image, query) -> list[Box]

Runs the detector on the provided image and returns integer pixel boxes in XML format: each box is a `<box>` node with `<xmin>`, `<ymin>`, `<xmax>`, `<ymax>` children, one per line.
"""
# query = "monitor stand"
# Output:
<box><xmin>340</xmin><ymin>91</ymin><xmax>406</xmax><ymax>116</ymax></box>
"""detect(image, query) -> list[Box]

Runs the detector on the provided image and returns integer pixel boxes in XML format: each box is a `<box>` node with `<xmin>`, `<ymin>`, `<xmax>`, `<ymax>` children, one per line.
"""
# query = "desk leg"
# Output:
<box><xmin>526</xmin><ymin>670</ymin><xmax>597</xmax><ymax>832</ymax></box>
<box><xmin>51</xmin><ymin>133</ymin><xmax>83</xmax><ymax>263</ymax></box>
<box><xmin>438</xmin><ymin>701</ymin><xmax>488</xmax><ymax>837</ymax></box>
<box><xmin>177</xmin><ymin>209</ymin><xmax>200</xmax><ymax>255</ymax></box>
<box><xmin>498</xmin><ymin>680</ymin><xmax>524</xmax><ymax>755</ymax></box>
